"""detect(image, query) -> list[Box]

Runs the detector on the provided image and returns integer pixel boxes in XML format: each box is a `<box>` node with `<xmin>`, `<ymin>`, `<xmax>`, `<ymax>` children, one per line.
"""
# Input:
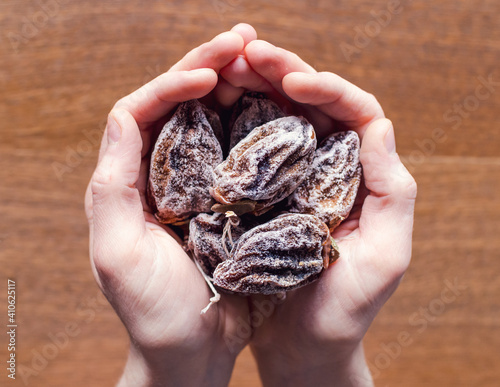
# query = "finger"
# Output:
<box><xmin>114</xmin><ymin>68</ymin><xmax>218</xmax><ymax>130</ymax></box>
<box><xmin>243</xmin><ymin>40</ymin><xmax>335</xmax><ymax>133</ymax></box>
<box><xmin>220</xmin><ymin>55</ymin><xmax>273</xmax><ymax>92</ymax></box>
<box><xmin>244</xmin><ymin>40</ymin><xmax>316</xmax><ymax>93</ymax></box>
<box><xmin>230</xmin><ymin>23</ymin><xmax>258</xmax><ymax>46</ymax></box>
<box><xmin>114</xmin><ymin>31</ymin><xmax>243</xmax><ymax>133</ymax></box>
<box><xmin>90</xmin><ymin>108</ymin><xmax>147</xmax><ymax>280</ymax></box>
<box><xmin>213</xmin><ymin>77</ymin><xmax>245</xmax><ymax>108</ymax></box>
<box><xmin>356</xmin><ymin>119</ymin><xmax>417</xmax><ymax>280</ymax></box>
<box><xmin>282</xmin><ymin>72</ymin><xmax>385</xmax><ymax>136</ymax></box>
<box><xmin>222</xmin><ymin>24</ymin><xmax>270</xmax><ymax>93</ymax></box>
<box><xmin>169</xmin><ymin>31</ymin><xmax>244</xmax><ymax>72</ymax></box>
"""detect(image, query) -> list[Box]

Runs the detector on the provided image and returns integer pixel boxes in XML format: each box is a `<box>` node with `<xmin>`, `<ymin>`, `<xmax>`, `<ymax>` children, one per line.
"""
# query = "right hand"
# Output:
<box><xmin>219</xmin><ymin>36</ymin><xmax>417</xmax><ymax>386</ymax></box>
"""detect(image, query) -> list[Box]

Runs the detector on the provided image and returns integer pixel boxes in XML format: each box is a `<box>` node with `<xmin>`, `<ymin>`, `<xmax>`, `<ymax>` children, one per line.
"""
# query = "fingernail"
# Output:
<box><xmin>384</xmin><ymin>122</ymin><xmax>396</xmax><ymax>154</ymax></box>
<box><xmin>107</xmin><ymin>114</ymin><xmax>122</xmax><ymax>144</ymax></box>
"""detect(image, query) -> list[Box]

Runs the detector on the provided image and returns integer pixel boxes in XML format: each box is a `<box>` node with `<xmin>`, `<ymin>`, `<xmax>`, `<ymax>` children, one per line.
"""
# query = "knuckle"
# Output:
<box><xmin>365</xmin><ymin>92</ymin><xmax>379</xmax><ymax>106</ymax></box>
<box><xmin>398</xmin><ymin>169</ymin><xmax>418</xmax><ymax>200</ymax></box>
<box><xmin>405</xmin><ymin>174</ymin><xmax>418</xmax><ymax>200</ymax></box>
<box><xmin>113</xmin><ymin>95</ymin><xmax>139</xmax><ymax>116</ymax></box>
<box><xmin>112</xmin><ymin>98</ymin><xmax>128</xmax><ymax>111</ymax></box>
<box><xmin>195</xmin><ymin>42</ymin><xmax>211</xmax><ymax>58</ymax></box>
<box><xmin>91</xmin><ymin>165</ymin><xmax>111</xmax><ymax>191</ymax></box>
<box><xmin>364</xmin><ymin>93</ymin><xmax>384</xmax><ymax>118</ymax></box>
<box><xmin>390</xmin><ymin>162</ymin><xmax>417</xmax><ymax>201</ymax></box>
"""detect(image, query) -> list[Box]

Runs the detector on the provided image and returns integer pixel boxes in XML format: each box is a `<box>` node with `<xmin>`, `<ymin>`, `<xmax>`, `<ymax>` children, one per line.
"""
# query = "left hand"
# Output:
<box><xmin>84</xmin><ymin>24</ymin><xmax>264</xmax><ymax>387</ymax></box>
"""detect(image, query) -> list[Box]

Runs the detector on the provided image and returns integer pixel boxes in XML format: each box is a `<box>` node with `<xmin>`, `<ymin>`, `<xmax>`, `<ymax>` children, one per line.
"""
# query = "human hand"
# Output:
<box><xmin>84</xmin><ymin>24</ymin><xmax>263</xmax><ymax>387</ymax></box>
<box><xmin>220</xmin><ymin>39</ymin><xmax>417</xmax><ymax>386</ymax></box>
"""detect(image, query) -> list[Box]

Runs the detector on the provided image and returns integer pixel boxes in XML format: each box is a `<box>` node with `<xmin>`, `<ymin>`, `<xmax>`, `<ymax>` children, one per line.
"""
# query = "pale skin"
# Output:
<box><xmin>85</xmin><ymin>23</ymin><xmax>416</xmax><ymax>386</ymax></box>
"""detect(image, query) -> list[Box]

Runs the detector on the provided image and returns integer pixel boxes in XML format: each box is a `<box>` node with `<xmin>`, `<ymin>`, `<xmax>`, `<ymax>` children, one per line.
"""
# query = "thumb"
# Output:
<box><xmin>356</xmin><ymin>118</ymin><xmax>417</xmax><ymax>281</ymax></box>
<box><xmin>90</xmin><ymin>108</ymin><xmax>146</xmax><ymax>281</ymax></box>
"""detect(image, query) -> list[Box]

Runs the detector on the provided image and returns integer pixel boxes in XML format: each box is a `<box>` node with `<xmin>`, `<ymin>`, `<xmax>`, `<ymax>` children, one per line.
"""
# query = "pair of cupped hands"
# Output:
<box><xmin>84</xmin><ymin>23</ymin><xmax>416</xmax><ymax>386</ymax></box>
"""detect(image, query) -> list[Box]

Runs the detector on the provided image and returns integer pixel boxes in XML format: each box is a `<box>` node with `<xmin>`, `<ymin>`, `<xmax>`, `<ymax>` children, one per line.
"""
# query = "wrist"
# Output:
<box><xmin>252</xmin><ymin>341</ymin><xmax>373</xmax><ymax>387</ymax></box>
<box><xmin>117</xmin><ymin>342</ymin><xmax>238</xmax><ymax>387</ymax></box>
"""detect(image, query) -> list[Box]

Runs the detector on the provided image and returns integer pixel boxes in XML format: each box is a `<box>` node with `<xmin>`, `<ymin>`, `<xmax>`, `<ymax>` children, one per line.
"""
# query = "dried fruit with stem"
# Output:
<box><xmin>188</xmin><ymin>212</ymin><xmax>248</xmax><ymax>276</ymax></box>
<box><xmin>213</xmin><ymin>213</ymin><xmax>339</xmax><ymax>295</ymax></box>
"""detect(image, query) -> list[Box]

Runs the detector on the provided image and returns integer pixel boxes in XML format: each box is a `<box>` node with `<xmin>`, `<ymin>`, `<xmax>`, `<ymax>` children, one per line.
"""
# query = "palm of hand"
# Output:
<box><xmin>85</xmin><ymin>25</ymin><xmax>416</xmax><ymax>383</ymax></box>
<box><xmin>106</xmin><ymin>221</ymin><xmax>249</xmax><ymax>352</ymax></box>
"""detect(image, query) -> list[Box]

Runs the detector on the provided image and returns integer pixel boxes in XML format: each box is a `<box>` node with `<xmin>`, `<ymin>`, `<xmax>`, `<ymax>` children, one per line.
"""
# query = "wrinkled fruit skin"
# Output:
<box><xmin>146</xmin><ymin>98</ymin><xmax>353</xmax><ymax>297</ymax></box>
<box><xmin>213</xmin><ymin>213</ymin><xmax>334</xmax><ymax>294</ymax></box>
<box><xmin>188</xmin><ymin>212</ymin><xmax>249</xmax><ymax>276</ymax></box>
<box><xmin>289</xmin><ymin>131</ymin><xmax>362</xmax><ymax>232</ymax></box>
<box><xmin>211</xmin><ymin>116</ymin><xmax>317</xmax><ymax>215</ymax></box>
<box><xmin>229</xmin><ymin>92</ymin><xmax>285</xmax><ymax>149</ymax></box>
<box><xmin>147</xmin><ymin>100</ymin><xmax>223</xmax><ymax>224</ymax></box>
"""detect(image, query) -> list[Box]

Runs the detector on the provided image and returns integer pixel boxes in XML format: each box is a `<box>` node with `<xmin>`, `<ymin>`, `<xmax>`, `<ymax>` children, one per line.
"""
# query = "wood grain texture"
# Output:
<box><xmin>1</xmin><ymin>0</ymin><xmax>499</xmax><ymax>386</ymax></box>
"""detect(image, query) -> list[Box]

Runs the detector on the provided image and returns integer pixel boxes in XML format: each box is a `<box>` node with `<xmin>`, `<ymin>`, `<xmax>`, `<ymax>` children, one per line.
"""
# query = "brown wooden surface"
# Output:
<box><xmin>1</xmin><ymin>1</ymin><xmax>499</xmax><ymax>386</ymax></box>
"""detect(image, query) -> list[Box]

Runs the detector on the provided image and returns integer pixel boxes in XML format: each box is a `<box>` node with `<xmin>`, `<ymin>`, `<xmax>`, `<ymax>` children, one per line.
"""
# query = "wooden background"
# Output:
<box><xmin>1</xmin><ymin>0</ymin><xmax>499</xmax><ymax>386</ymax></box>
